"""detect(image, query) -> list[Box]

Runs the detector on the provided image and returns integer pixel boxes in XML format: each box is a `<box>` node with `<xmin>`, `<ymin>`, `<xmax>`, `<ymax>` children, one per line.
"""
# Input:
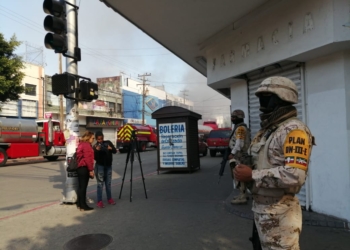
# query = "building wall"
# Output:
<box><xmin>123</xmin><ymin>78</ymin><xmax>194</xmax><ymax>126</ymax></box>
<box><xmin>21</xmin><ymin>63</ymin><xmax>44</xmax><ymax>119</ymax></box>
<box><xmin>230</xmin><ymin>80</ymin><xmax>249</xmax><ymax>121</ymax></box>
<box><xmin>202</xmin><ymin>0</ymin><xmax>350</xmax><ymax>222</ymax></box>
<box><xmin>206</xmin><ymin>0</ymin><xmax>350</xmax><ymax>86</ymax></box>
<box><xmin>305</xmin><ymin>51</ymin><xmax>350</xmax><ymax>221</ymax></box>
<box><xmin>0</xmin><ymin>62</ymin><xmax>43</xmax><ymax>119</ymax></box>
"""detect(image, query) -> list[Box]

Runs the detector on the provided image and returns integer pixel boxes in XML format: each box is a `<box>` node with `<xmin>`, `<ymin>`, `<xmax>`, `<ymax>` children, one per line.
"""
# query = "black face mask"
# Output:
<box><xmin>259</xmin><ymin>94</ymin><xmax>288</xmax><ymax>114</ymax></box>
<box><xmin>231</xmin><ymin>116</ymin><xmax>243</xmax><ymax>125</ymax></box>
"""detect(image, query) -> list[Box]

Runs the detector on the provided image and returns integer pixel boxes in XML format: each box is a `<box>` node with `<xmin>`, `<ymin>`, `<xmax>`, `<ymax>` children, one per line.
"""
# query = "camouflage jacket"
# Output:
<box><xmin>229</xmin><ymin>123</ymin><xmax>251</xmax><ymax>159</ymax></box>
<box><xmin>250</xmin><ymin>117</ymin><xmax>314</xmax><ymax>194</ymax></box>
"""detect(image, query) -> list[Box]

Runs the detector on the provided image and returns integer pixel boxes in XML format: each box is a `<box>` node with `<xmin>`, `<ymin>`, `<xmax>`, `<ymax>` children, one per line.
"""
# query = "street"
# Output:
<box><xmin>0</xmin><ymin>150</ymin><xmax>349</xmax><ymax>250</ymax></box>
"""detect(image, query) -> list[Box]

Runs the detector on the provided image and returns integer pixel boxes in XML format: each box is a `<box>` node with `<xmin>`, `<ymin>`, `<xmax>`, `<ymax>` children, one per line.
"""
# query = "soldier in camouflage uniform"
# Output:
<box><xmin>234</xmin><ymin>76</ymin><xmax>315</xmax><ymax>250</ymax></box>
<box><xmin>228</xmin><ymin>109</ymin><xmax>251</xmax><ymax>204</ymax></box>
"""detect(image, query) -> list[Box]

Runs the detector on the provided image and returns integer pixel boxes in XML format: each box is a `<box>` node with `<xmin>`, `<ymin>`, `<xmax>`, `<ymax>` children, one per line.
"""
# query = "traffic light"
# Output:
<box><xmin>43</xmin><ymin>0</ymin><xmax>67</xmax><ymax>54</ymax></box>
<box><xmin>51</xmin><ymin>73</ymin><xmax>76</xmax><ymax>95</ymax></box>
<box><xmin>79</xmin><ymin>80</ymin><xmax>98</xmax><ymax>101</ymax></box>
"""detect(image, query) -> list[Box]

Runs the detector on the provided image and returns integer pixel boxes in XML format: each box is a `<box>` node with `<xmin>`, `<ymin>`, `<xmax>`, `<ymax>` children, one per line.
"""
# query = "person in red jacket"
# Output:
<box><xmin>76</xmin><ymin>131</ymin><xmax>95</xmax><ymax>211</ymax></box>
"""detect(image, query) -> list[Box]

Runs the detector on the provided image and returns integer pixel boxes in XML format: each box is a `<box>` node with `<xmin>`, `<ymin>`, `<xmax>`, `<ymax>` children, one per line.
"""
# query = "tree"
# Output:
<box><xmin>0</xmin><ymin>33</ymin><xmax>25</xmax><ymax>103</ymax></box>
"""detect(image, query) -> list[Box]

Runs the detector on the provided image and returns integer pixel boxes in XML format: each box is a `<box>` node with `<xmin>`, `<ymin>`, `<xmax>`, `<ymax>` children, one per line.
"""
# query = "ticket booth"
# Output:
<box><xmin>151</xmin><ymin>106</ymin><xmax>201</xmax><ymax>173</ymax></box>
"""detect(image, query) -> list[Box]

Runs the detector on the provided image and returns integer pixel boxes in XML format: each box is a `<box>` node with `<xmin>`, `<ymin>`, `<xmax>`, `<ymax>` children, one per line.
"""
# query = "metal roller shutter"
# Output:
<box><xmin>247</xmin><ymin>62</ymin><xmax>308</xmax><ymax>208</ymax></box>
<box><xmin>103</xmin><ymin>128</ymin><xmax>116</xmax><ymax>146</ymax></box>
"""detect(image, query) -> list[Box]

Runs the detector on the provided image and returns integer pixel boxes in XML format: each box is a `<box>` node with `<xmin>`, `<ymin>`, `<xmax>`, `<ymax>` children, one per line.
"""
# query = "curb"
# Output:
<box><xmin>224</xmin><ymin>190</ymin><xmax>349</xmax><ymax>230</ymax></box>
<box><xmin>6</xmin><ymin>156</ymin><xmax>65</xmax><ymax>165</ymax></box>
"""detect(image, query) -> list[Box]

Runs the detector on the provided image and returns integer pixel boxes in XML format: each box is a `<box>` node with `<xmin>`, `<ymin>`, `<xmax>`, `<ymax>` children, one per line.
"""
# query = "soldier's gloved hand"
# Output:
<box><xmin>234</xmin><ymin>164</ymin><xmax>253</xmax><ymax>182</ymax></box>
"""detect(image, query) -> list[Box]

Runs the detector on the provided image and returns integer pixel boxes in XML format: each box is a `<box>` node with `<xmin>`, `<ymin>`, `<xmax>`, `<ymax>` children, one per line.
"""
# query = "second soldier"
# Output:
<box><xmin>228</xmin><ymin>109</ymin><xmax>251</xmax><ymax>205</ymax></box>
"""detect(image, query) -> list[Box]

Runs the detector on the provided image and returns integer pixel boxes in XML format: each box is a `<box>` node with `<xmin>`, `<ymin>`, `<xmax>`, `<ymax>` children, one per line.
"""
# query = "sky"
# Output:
<box><xmin>0</xmin><ymin>0</ymin><xmax>231</xmax><ymax>123</ymax></box>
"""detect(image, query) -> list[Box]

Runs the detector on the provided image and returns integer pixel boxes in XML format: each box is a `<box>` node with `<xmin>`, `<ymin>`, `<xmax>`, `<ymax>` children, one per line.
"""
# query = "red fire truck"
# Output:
<box><xmin>0</xmin><ymin>118</ymin><xmax>66</xmax><ymax>166</ymax></box>
<box><xmin>117</xmin><ymin>123</ymin><xmax>157</xmax><ymax>153</ymax></box>
<box><xmin>203</xmin><ymin>121</ymin><xmax>219</xmax><ymax>130</ymax></box>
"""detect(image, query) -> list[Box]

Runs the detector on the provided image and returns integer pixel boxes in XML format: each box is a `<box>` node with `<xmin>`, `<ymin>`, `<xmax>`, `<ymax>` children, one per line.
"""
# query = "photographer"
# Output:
<box><xmin>93</xmin><ymin>131</ymin><xmax>117</xmax><ymax>208</ymax></box>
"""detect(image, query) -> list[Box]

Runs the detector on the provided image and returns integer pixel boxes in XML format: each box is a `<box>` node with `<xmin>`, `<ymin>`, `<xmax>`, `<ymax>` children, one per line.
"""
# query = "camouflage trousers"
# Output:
<box><xmin>253</xmin><ymin>195</ymin><xmax>302</xmax><ymax>250</ymax></box>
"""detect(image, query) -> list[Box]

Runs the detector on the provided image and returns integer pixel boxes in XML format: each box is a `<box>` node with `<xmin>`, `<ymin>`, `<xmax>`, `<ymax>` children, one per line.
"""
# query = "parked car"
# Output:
<box><xmin>206</xmin><ymin>128</ymin><xmax>232</xmax><ymax>157</ymax></box>
<box><xmin>198</xmin><ymin>134</ymin><xmax>208</xmax><ymax>156</ymax></box>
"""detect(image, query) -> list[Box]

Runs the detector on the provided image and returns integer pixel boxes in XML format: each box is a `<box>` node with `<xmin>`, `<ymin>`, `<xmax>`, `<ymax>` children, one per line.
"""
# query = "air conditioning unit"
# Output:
<box><xmin>47</xmin><ymin>100</ymin><xmax>52</xmax><ymax>106</ymax></box>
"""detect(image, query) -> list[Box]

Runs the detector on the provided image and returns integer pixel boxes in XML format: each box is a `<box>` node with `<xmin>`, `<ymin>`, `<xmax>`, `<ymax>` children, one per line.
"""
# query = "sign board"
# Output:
<box><xmin>86</xmin><ymin>117</ymin><xmax>121</xmax><ymax>128</ymax></box>
<box><xmin>44</xmin><ymin>112</ymin><xmax>53</xmax><ymax>119</ymax></box>
<box><xmin>126</xmin><ymin>118</ymin><xmax>143</xmax><ymax>124</ymax></box>
<box><xmin>159</xmin><ymin>122</ymin><xmax>187</xmax><ymax>168</ymax></box>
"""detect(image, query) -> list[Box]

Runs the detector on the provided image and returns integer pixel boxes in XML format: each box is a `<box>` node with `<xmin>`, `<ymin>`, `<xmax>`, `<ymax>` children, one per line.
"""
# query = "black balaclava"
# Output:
<box><xmin>259</xmin><ymin>93</ymin><xmax>291</xmax><ymax>114</ymax></box>
<box><xmin>231</xmin><ymin>116</ymin><xmax>243</xmax><ymax>125</ymax></box>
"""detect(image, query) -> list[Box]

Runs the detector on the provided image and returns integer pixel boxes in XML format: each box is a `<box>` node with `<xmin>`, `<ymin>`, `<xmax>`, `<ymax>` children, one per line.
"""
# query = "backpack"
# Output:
<box><xmin>66</xmin><ymin>152</ymin><xmax>78</xmax><ymax>172</ymax></box>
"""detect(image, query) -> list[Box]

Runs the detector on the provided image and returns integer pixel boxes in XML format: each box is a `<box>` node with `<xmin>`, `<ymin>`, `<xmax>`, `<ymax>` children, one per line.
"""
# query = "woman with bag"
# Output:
<box><xmin>76</xmin><ymin>131</ymin><xmax>95</xmax><ymax>211</ymax></box>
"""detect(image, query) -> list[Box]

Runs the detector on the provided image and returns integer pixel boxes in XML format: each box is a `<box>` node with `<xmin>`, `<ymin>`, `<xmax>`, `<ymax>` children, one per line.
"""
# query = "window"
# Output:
<box><xmin>37</xmin><ymin>122</ymin><xmax>44</xmax><ymax>132</ymax></box>
<box><xmin>25</xmin><ymin>83</ymin><xmax>36</xmax><ymax>96</ymax></box>
<box><xmin>208</xmin><ymin>130</ymin><xmax>232</xmax><ymax>138</ymax></box>
<box><xmin>109</xmin><ymin>102</ymin><xmax>115</xmax><ymax>111</ymax></box>
<box><xmin>53</xmin><ymin>122</ymin><xmax>61</xmax><ymax>131</ymax></box>
<box><xmin>117</xmin><ymin>103</ymin><xmax>122</xmax><ymax>112</ymax></box>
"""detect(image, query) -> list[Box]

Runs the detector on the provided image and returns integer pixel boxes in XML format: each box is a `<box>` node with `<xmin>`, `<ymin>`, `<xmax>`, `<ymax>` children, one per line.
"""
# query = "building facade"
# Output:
<box><xmin>0</xmin><ymin>62</ymin><xmax>44</xmax><ymax>119</ymax></box>
<box><xmin>100</xmin><ymin>0</ymin><xmax>350</xmax><ymax>224</ymax></box>
<box><xmin>45</xmin><ymin>75</ymin><xmax>124</xmax><ymax>144</ymax></box>
<box><xmin>122</xmin><ymin>78</ymin><xmax>193</xmax><ymax>126</ymax></box>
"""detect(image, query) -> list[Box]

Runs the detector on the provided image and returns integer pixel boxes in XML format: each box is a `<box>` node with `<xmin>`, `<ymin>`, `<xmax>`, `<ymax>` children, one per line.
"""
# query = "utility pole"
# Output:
<box><xmin>63</xmin><ymin>0</ymin><xmax>79</xmax><ymax>203</ymax></box>
<box><xmin>43</xmin><ymin>0</ymin><xmax>83</xmax><ymax>204</ymax></box>
<box><xmin>59</xmin><ymin>54</ymin><xmax>64</xmax><ymax>130</ymax></box>
<box><xmin>180</xmin><ymin>89</ymin><xmax>189</xmax><ymax>104</ymax></box>
<box><xmin>137</xmin><ymin>73</ymin><xmax>151</xmax><ymax>125</ymax></box>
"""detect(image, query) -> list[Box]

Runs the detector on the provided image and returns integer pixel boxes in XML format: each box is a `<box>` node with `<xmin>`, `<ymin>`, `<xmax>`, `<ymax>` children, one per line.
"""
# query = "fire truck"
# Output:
<box><xmin>0</xmin><ymin>118</ymin><xmax>66</xmax><ymax>166</ymax></box>
<box><xmin>203</xmin><ymin>121</ymin><xmax>219</xmax><ymax>130</ymax></box>
<box><xmin>117</xmin><ymin>123</ymin><xmax>157</xmax><ymax>153</ymax></box>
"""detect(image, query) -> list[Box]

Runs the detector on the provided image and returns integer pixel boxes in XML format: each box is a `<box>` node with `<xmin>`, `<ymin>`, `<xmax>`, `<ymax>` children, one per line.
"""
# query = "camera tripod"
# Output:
<box><xmin>119</xmin><ymin>130</ymin><xmax>148</xmax><ymax>202</ymax></box>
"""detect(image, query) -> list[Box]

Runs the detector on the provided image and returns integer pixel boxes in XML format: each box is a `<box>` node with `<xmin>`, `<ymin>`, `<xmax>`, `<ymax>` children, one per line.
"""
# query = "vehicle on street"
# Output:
<box><xmin>117</xmin><ymin>123</ymin><xmax>157</xmax><ymax>153</ymax></box>
<box><xmin>0</xmin><ymin>118</ymin><xmax>66</xmax><ymax>166</ymax></box>
<box><xmin>206</xmin><ymin>128</ymin><xmax>232</xmax><ymax>157</ymax></box>
<box><xmin>198</xmin><ymin>135</ymin><xmax>208</xmax><ymax>156</ymax></box>
<box><xmin>203</xmin><ymin>121</ymin><xmax>218</xmax><ymax>130</ymax></box>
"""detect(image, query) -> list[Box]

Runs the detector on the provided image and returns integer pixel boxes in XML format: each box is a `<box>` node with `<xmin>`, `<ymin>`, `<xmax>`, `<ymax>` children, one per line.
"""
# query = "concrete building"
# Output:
<box><xmin>45</xmin><ymin>75</ymin><xmax>123</xmax><ymax>144</ymax></box>
<box><xmin>100</xmin><ymin>0</ymin><xmax>350</xmax><ymax>224</ymax></box>
<box><xmin>123</xmin><ymin>78</ymin><xmax>193</xmax><ymax>126</ymax></box>
<box><xmin>0</xmin><ymin>62</ymin><xmax>44</xmax><ymax>119</ymax></box>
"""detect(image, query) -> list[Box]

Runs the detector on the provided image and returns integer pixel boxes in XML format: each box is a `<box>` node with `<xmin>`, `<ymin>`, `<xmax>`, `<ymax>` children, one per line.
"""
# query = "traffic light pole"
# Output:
<box><xmin>62</xmin><ymin>0</ymin><xmax>79</xmax><ymax>203</ymax></box>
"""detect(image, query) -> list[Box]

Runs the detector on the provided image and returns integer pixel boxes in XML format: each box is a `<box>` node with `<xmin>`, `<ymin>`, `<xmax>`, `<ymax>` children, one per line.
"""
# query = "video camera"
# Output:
<box><xmin>96</xmin><ymin>142</ymin><xmax>109</xmax><ymax>151</ymax></box>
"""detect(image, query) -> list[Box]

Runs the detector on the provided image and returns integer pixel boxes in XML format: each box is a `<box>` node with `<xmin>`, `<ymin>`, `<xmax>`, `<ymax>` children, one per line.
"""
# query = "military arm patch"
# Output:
<box><xmin>283</xmin><ymin>129</ymin><xmax>310</xmax><ymax>171</ymax></box>
<box><xmin>235</xmin><ymin>126</ymin><xmax>246</xmax><ymax>139</ymax></box>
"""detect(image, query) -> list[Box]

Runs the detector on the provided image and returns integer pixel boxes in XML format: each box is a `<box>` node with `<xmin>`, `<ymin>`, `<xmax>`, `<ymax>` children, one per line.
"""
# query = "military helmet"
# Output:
<box><xmin>255</xmin><ymin>76</ymin><xmax>298</xmax><ymax>104</ymax></box>
<box><xmin>231</xmin><ymin>109</ymin><xmax>245</xmax><ymax>119</ymax></box>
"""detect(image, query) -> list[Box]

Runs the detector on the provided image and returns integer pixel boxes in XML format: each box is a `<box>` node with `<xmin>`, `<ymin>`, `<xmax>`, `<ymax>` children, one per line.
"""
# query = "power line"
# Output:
<box><xmin>0</xmin><ymin>5</ymin><xmax>211</xmax><ymax>98</ymax></box>
<box><xmin>82</xmin><ymin>47</ymin><xmax>165</xmax><ymax>51</ymax></box>
<box><xmin>83</xmin><ymin>53</ymin><xmax>171</xmax><ymax>57</ymax></box>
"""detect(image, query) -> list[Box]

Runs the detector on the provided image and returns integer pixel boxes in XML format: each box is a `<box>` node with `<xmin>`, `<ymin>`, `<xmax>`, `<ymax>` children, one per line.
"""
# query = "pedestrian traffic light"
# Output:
<box><xmin>79</xmin><ymin>80</ymin><xmax>98</xmax><ymax>101</ymax></box>
<box><xmin>43</xmin><ymin>0</ymin><xmax>67</xmax><ymax>54</ymax></box>
<box><xmin>51</xmin><ymin>73</ymin><xmax>76</xmax><ymax>95</ymax></box>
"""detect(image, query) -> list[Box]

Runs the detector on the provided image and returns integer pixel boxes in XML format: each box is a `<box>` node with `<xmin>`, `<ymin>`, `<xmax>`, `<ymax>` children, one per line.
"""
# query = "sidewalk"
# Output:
<box><xmin>6</xmin><ymin>156</ymin><xmax>65</xmax><ymax>165</ymax></box>
<box><xmin>224</xmin><ymin>189</ymin><xmax>350</xmax><ymax>230</ymax></box>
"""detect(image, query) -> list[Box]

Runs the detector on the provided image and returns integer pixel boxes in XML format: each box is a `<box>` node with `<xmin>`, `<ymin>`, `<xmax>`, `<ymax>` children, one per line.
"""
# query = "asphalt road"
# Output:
<box><xmin>0</xmin><ymin>149</ymin><xmax>349</xmax><ymax>250</ymax></box>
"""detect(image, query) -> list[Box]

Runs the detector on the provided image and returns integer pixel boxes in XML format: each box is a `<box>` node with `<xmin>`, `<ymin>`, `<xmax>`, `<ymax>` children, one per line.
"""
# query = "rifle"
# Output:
<box><xmin>218</xmin><ymin>147</ymin><xmax>230</xmax><ymax>184</ymax></box>
<box><xmin>249</xmin><ymin>221</ymin><xmax>262</xmax><ymax>250</ymax></box>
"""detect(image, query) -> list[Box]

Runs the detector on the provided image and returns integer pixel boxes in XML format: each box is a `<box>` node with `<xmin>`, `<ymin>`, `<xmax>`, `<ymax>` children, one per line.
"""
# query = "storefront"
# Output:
<box><xmin>99</xmin><ymin>0</ymin><xmax>350</xmax><ymax>224</ymax></box>
<box><xmin>85</xmin><ymin>117</ymin><xmax>123</xmax><ymax>145</ymax></box>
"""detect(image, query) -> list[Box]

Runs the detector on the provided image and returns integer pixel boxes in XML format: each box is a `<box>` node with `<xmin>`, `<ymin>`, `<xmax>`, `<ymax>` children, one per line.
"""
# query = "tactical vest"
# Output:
<box><xmin>229</xmin><ymin>123</ymin><xmax>251</xmax><ymax>153</ymax></box>
<box><xmin>248</xmin><ymin>117</ymin><xmax>312</xmax><ymax>197</ymax></box>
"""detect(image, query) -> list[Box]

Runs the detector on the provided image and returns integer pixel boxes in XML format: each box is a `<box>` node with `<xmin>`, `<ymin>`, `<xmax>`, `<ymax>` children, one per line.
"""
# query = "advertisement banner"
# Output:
<box><xmin>158</xmin><ymin>122</ymin><xmax>187</xmax><ymax>168</ymax></box>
